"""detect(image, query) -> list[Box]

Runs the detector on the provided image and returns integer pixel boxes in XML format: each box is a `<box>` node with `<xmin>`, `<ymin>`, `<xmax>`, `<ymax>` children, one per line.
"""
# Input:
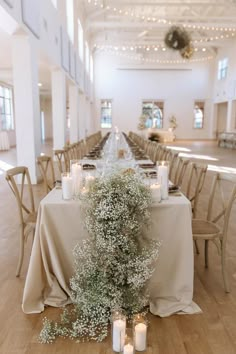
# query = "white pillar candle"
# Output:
<box><xmin>135</xmin><ymin>323</ymin><xmax>147</xmax><ymax>351</ymax></box>
<box><xmin>150</xmin><ymin>183</ymin><xmax>161</xmax><ymax>202</ymax></box>
<box><xmin>85</xmin><ymin>175</ymin><xmax>95</xmax><ymax>189</ymax></box>
<box><xmin>71</xmin><ymin>162</ymin><xmax>82</xmax><ymax>176</ymax></box>
<box><xmin>62</xmin><ymin>174</ymin><xmax>73</xmax><ymax>200</ymax></box>
<box><xmin>71</xmin><ymin>163</ymin><xmax>82</xmax><ymax>195</ymax></box>
<box><xmin>123</xmin><ymin>343</ymin><xmax>134</xmax><ymax>354</ymax></box>
<box><xmin>157</xmin><ymin>164</ymin><xmax>168</xmax><ymax>200</ymax></box>
<box><xmin>112</xmin><ymin>319</ymin><xmax>126</xmax><ymax>352</ymax></box>
<box><xmin>81</xmin><ymin>186</ymin><xmax>87</xmax><ymax>195</ymax></box>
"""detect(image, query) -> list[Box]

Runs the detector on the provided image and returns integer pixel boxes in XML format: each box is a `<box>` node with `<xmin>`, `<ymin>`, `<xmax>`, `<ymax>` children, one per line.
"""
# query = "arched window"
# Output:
<box><xmin>78</xmin><ymin>19</ymin><xmax>84</xmax><ymax>62</ymax></box>
<box><xmin>101</xmin><ymin>99</ymin><xmax>112</xmax><ymax>128</ymax></box>
<box><xmin>66</xmin><ymin>0</ymin><xmax>74</xmax><ymax>43</ymax></box>
<box><xmin>218</xmin><ymin>58</ymin><xmax>228</xmax><ymax>80</ymax></box>
<box><xmin>194</xmin><ymin>101</ymin><xmax>204</xmax><ymax>129</ymax></box>
<box><xmin>142</xmin><ymin>100</ymin><xmax>164</xmax><ymax>129</ymax></box>
<box><xmin>0</xmin><ymin>85</ymin><xmax>14</xmax><ymax>131</ymax></box>
<box><xmin>51</xmin><ymin>0</ymin><xmax>57</xmax><ymax>8</ymax></box>
<box><xmin>85</xmin><ymin>41</ymin><xmax>90</xmax><ymax>74</ymax></box>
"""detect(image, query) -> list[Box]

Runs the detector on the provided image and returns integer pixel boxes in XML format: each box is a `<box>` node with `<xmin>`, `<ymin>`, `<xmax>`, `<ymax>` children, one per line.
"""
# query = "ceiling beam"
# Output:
<box><xmin>105</xmin><ymin>0</ymin><xmax>234</xmax><ymax>7</ymax></box>
<box><xmin>86</xmin><ymin>21</ymin><xmax>236</xmax><ymax>30</ymax></box>
<box><xmin>93</xmin><ymin>39</ymin><xmax>233</xmax><ymax>47</ymax></box>
<box><xmin>86</xmin><ymin>8</ymin><xmax>107</xmax><ymax>21</ymax></box>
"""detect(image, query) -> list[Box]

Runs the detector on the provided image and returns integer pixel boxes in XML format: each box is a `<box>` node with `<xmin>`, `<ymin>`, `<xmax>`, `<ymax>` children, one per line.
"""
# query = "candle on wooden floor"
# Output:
<box><xmin>112</xmin><ymin>319</ymin><xmax>126</xmax><ymax>352</ymax></box>
<box><xmin>134</xmin><ymin>322</ymin><xmax>147</xmax><ymax>351</ymax></box>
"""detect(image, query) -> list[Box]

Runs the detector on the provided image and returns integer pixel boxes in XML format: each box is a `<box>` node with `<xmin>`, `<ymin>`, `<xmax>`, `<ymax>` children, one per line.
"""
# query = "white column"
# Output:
<box><xmin>12</xmin><ymin>34</ymin><xmax>41</xmax><ymax>184</ymax></box>
<box><xmin>69</xmin><ymin>84</ymin><xmax>79</xmax><ymax>143</ymax></box>
<box><xmin>51</xmin><ymin>69</ymin><xmax>67</xmax><ymax>149</ymax></box>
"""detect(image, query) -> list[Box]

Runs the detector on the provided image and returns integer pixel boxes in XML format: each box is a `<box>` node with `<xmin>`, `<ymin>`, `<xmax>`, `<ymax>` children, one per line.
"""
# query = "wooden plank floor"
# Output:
<box><xmin>0</xmin><ymin>139</ymin><xmax>236</xmax><ymax>354</ymax></box>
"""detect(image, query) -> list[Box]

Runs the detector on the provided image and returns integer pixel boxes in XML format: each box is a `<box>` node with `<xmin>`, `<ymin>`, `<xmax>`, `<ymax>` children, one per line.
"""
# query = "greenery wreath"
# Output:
<box><xmin>180</xmin><ymin>44</ymin><xmax>194</xmax><ymax>59</ymax></box>
<box><xmin>164</xmin><ymin>26</ymin><xmax>191</xmax><ymax>50</ymax></box>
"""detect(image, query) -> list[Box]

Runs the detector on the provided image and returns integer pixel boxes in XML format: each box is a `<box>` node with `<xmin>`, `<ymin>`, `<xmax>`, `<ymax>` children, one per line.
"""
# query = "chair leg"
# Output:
<box><xmin>194</xmin><ymin>240</ymin><xmax>200</xmax><ymax>254</ymax></box>
<box><xmin>204</xmin><ymin>240</ymin><xmax>209</xmax><ymax>268</ymax></box>
<box><xmin>221</xmin><ymin>241</ymin><xmax>230</xmax><ymax>293</ymax></box>
<box><xmin>16</xmin><ymin>226</ymin><xmax>24</xmax><ymax>277</ymax></box>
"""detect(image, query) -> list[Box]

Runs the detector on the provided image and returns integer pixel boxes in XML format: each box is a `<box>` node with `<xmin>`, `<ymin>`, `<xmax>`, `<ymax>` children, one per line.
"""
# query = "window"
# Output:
<box><xmin>85</xmin><ymin>41</ymin><xmax>90</xmax><ymax>73</ymax></box>
<box><xmin>66</xmin><ymin>0</ymin><xmax>74</xmax><ymax>43</ymax></box>
<box><xmin>101</xmin><ymin>99</ymin><xmax>112</xmax><ymax>128</ymax></box>
<box><xmin>90</xmin><ymin>55</ymin><xmax>93</xmax><ymax>82</ymax></box>
<box><xmin>78</xmin><ymin>19</ymin><xmax>84</xmax><ymax>62</ymax></box>
<box><xmin>194</xmin><ymin>101</ymin><xmax>204</xmax><ymax>129</ymax></box>
<box><xmin>218</xmin><ymin>58</ymin><xmax>228</xmax><ymax>80</ymax></box>
<box><xmin>142</xmin><ymin>101</ymin><xmax>164</xmax><ymax>129</ymax></box>
<box><xmin>0</xmin><ymin>85</ymin><xmax>14</xmax><ymax>131</ymax></box>
<box><xmin>51</xmin><ymin>0</ymin><xmax>57</xmax><ymax>8</ymax></box>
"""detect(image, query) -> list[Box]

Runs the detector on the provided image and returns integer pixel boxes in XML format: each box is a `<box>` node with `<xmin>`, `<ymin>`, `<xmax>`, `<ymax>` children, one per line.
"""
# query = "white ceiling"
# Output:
<box><xmin>1</xmin><ymin>1</ymin><xmax>236</xmax><ymax>92</ymax></box>
<box><xmin>81</xmin><ymin>0</ymin><xmax>236</xmax><ymax>60</ymax></box>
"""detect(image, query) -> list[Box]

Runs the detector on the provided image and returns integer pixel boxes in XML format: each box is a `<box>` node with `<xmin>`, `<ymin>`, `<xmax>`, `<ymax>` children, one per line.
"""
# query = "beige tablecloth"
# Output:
<box><xmin>22</xmin><ymin>189</ymin><xmax>201</xmax><ymax>316</ymax></box>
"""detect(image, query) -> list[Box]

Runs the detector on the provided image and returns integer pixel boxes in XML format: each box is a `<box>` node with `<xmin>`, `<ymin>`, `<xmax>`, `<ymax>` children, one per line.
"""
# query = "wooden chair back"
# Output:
<box><xmin>5</xmin><ymin>166</ymin><xmax>37</xmax><ymax>276</ymax></box>
<box><xmin>54</xmin><ymin>149</ymin><xmax>69</xmax><ymax>173</ymax></box>
<box><xmin>206</xmin><ymin>172</ymin><xmax>236</xmax><ymax>231</ymax></box>
<box><xmin>37</xmin><ymin>155</ymin><xmax>56</xmax><ymax>194</ymax></box>
<box><xmin>6</xmin><ymin>166</ymin><xmax>35</xmax><ymax>223</ymax></box>
<box><xmin>168</xmin><ymin>151</ymin><xmax>179</xmax><ymax>182</ymax></box>
<box><xmin>192</xmin><ymin>172</ymin><xmax>236</xmax><ymax>292</ymax></box>
<box><xmin>186</xmin><ymin>162</ymin><xmax>208</xmax><ymax>217</ymax></box>
<box><xmin>173</xmin><ymin>157</ymin><xmax>190</xmax><ymax>186</ymax></box>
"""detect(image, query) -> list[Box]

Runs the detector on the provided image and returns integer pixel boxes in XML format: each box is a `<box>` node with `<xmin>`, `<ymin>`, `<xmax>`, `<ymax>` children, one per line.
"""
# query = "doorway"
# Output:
<box><xmin>215</xmin><ymin>102</ymin><xmax>228</xmax><ymax>137</ymax></box>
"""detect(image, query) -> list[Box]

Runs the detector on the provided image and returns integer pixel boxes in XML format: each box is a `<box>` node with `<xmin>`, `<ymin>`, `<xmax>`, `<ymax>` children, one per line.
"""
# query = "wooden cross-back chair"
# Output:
<box><xmin>80</xmin><ymin>140</ymin><xmax>87</xmax><ymax>158</ymax></box>
<box><xmin>168</xmin><ymin>151</ymin><xmax>179</xmax><ymax>182</ymax></box>
<box><xmin>192</xmin><ymin>172</ymin><xmax>236</xmax><ymax>293</ymax></box>
<box><xmin>156</xmin><ymin>146</ymin><xmax>168</xmax><ymax>161</ymax></box>
<box><xmin>146</xmin><ymin>141</ymin><xmax>157</xmax><ymax>162</ymax></box>
<box><xmin>54</xmin><ymin>149</ymin><xmax>69</xmax><ymax>174</ymax></box>
<box><xmin>186</xmin><ymin>162</ymin><xmax>208</xmax><ymax>218</ymax></box>
<box><xmin>37</xmin><ymin>155</ymin><xmax>56</xmax><ymax>195</ymax></box>
<box><xmin>5</xmin><ymin>166</ymin><xmax>37</xmax><ymax>277</ymax></box>
<box><xmin>152</xmin><ymin>144</ymin><xmax>162</xmax><ymax>163</ymax></box>
<box><xmin>173</xmin><ymin>157</ymin><xmax>190</xmax><ymax>187</ymax></box>
<box><xmin>64</xmin><ymin>146</ymin><xmax>73</xmax><ymax>166</ymax></box>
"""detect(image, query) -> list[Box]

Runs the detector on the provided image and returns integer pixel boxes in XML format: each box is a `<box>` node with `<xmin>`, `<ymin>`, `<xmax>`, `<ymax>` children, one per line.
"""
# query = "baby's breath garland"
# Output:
<box><xmin>39</xmin><ymin>172</ymin><xmax>160</xmax><ymax>344</ymax></box>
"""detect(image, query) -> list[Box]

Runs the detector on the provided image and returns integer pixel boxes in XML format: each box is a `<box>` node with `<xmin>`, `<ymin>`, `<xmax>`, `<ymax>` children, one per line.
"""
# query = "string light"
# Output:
<box><xmin>95</xmin><ymin>46</ymin><xmax>214</xmax><ymax>64</ymax></box>
<box><xmin>94</xmin><ymin>43</ymin><xmax>216</xmax><ymax>53</ymax></box>
<box><xmin>93</xmin><ymin>27</ymin><xmax>235</xmax><ymax>54</ymax></box>
<box><xmin>86</xmin><ymin>0</ymin><xmax>236</xmax><ymax>33</ymax></box>
<box><xmin>88</xmin><ymin>0</ymin><xmax>235</xmax><ymax>60</ymax></box>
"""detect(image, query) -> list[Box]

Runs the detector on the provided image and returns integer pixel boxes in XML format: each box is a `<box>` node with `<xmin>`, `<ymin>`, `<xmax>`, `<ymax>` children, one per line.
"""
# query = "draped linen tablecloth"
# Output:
<box><xmin>22</xmin><ymin>188</ymin><xmax>201</xmax><ymax>316</ymax></box>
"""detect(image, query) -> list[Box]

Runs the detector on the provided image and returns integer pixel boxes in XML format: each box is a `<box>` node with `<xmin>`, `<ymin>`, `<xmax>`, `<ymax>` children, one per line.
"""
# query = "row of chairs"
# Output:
<box><xmin>54</xmin><ymin>131</ymin><xmax>102</xmax><ymax>175</ymax></box>
<box><xmin>5</xmin><ymin>131</ymin><xmax>103</xmax><ymax>277</ymax></box>
<box><xmin>39</xmin><ymin>131</ymin><xmax>105</xmax><ymax>195</ymax></box>
<box><xmin>129</xmin><ymin>131</ymin><xmax>236</xmax><ymax>293</ymax></box>
<box><xmin>128</xmin><ymin>131</ymin><xmax>190</xmax><ymax>187</ymax></box>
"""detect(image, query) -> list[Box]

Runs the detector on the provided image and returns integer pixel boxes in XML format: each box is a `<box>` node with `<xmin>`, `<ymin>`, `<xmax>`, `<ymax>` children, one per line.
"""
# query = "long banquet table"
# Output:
<box><xmin>22</xmin><ymin>186</ymin><xmax>201</xmax><ymax>317</ymax></box>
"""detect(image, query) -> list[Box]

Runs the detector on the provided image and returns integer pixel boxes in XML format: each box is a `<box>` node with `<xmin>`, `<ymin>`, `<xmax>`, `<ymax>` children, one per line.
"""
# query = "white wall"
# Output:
<box><xmin>94</xmin><ymin>54</ymin><xmax>215</xmax><ymax>139</ymax></box>
<box><xmin>0</xmin><ymin>0</ymin><xmax>95</xmax><ymax>149</ymax></box>
<box><xmin>213</xmin><ymin>41</ymin><xmax>236</xmax><ymax>133</ymax></box>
